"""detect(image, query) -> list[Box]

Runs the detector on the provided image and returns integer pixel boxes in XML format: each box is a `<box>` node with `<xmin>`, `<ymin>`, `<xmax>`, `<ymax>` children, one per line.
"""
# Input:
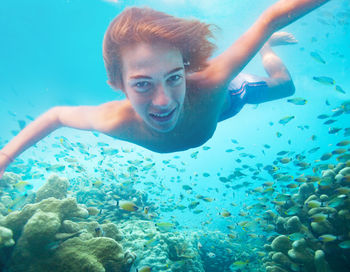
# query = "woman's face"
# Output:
<box><xmin>120</xmin><ymin>42</ymin><xmax>186</xmax><ymax>133</ymax></box>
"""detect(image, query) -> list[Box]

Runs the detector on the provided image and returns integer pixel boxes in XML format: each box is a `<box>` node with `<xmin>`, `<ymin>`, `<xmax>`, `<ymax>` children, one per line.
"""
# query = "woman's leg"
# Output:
<box><xmin>260</xmin><ymin>32</ymin><xmax>297</xmax><ymax>82</ymax></box>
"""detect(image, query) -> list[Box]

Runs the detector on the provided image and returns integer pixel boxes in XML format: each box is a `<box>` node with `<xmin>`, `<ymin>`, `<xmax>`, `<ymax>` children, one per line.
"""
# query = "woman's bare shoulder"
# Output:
<box><xmin>97</xmin><ymin>100</ymin><xmax>138</xmax><ymax>135</ymax></box>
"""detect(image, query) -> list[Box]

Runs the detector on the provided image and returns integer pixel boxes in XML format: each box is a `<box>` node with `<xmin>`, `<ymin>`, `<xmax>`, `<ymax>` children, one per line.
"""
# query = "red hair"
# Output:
<box><xmin>103</xmin><ymin>7</ymin><xmax>218</xmax><ymax>87</ymax></box>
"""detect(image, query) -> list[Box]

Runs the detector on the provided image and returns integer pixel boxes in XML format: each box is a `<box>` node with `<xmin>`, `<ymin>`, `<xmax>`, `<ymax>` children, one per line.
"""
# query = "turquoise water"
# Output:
<box><xmin>0</xmin><ymin>0</ymin><xmax>349</xmax><ymax>271</ymax></box>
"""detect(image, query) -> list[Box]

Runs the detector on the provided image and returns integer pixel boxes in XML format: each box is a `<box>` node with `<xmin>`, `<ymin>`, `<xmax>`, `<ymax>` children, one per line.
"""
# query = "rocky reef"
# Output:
<box><xmin>0</xmin><ymin>174</ymin><xmax>134</xmax><ymax>272</ymax></box>
<box><xmin>263</xmin><ymin>162</ymin><xmax>350</xmax><ymax>272</ymax></box>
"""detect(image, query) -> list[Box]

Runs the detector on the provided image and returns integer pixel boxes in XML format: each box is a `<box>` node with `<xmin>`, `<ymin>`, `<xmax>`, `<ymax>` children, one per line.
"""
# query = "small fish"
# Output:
<box><xmin>332</xmin><ymin>148</ymin><xmax>347</xmax><ymax>155</ymax></box>
<box><xmin>338</xmin><ymin>240</ymin><xmax>350</xmax><ymax>249</ymax></box>
<box><xmin>287</xmin><ymin>183</ymin><xmax>298</xmax><ymax>189</ymax></box>
<box><xmin>310</xmin><ymin>51</ymin><xmax>326</xmax><ymax>64</ymax></box>
<box><xmin>13</xmin><ymin>181</ymin><xmax>33</xmax><ymax>192</ymax></box>
<box><xmin>95</xmin><ymin>227</ymin><xmax>105</xmax><ymax>237</ymax></box>
<box><xmin>285</xmin><ymin>206</ymin><xmax>299</xmax><ymax>216</ymax></box>
<box><xmin>294</xmin><ymin>177</ymin><xmax>308</xmax><ymax>183</ymax></box>
<box><xmin>306</xmin><ymin>200</ymin><xmax>321</xmax><ymax>208</ymax></box>
<box><xmin>335</xmin><ymin>85</ymin><xmax>346</xmax><ymax>94</ymax></box>
<box><xmin>340</xmin><ymin>176</ymin><xmax>350</xmax><ymax>184</ymax></box>
<box><xmin>317</xmin><ymin>114</ymin><xmax>330</xmax><ymax>119</ymax></box>
<box><xmin>323</xmin><ymin>119</ymin><xmax>337</xmax><ymax>125</ymax></box>
<box><xmin>341</xmin><ymin>100</ymin><xmax>350</xmax><ymax>113</ymax></box>
<box><xmin>26</xmin><ymin>114</ymin><xmax>34</xmax><ymax>121</ymax></box>
<box><xmin>155</xmin><ymin>222</ymin><xmax>175</xmax><ymax>232</ymax></box>
<box><xmin>288</xmin><ymin>232</ymin><xmax>305</xmax><ymax>241</ymax></box>
<box><xmin>332</xmin><ymin>108</ymin><xmax>344</xmax><ymax>117</ymax></box>
<box><xmin>329</xmin><ymin>127</ymin><xmax>342</xmax><ymax>134</ymax></box>
<box><xmin>327</xmin><ymin>196</ymin><xmax>344</xmax><ymax>208</ymax></box>
<box><xmin>188</xmin><ymin>201</ymin><xmax>200</xmax><ymax>209</ymax></box>
<box><xmin>207</xmin><ymin>252</ymin><xmax>216</xmax><ymax>258</ymax></box>
<box><xmin>136</xmin><ymin>266</ymin><xmax>152</xmax><ymax>272</ymax></box>
<box><xmin>193</xmin><ymin>209</ymin><xmax>203</xmax><ymax>214</ymax></box>
<box><xmin>279</xmin><ymin>115</ymin><xmax>295</xmax><ymax>125</ymax></box>
<box><xmin>220</xmin><ymin>210</ymin><xmax>231</xmax><ymax>218</ymax></box>
<box><xmin>18</xmin><ymin>120</ymin><xmax>26</xmax><ymax>130</ymax></box>
<box><xmin>98</xmin><ymin>142</ymin><xmax>110</xmax><ymax>147</ymax></box>
<box><xmin>228</xmin><ymin>233</ymin><xmax>237</xmax><ymax>239</ymax></box>
<box><xmin>337</xmin><ymin>140</ymin><xmax>350</xmax><ymax>146</ymax></box>
<box><xmin>287</xmin><ymin>97</ymin><xmax>307</xmax><ymax>105</ymax></box>
<box><xmin>182</xmin><ymin>185</ymin><xmax>192</xmax><ymax>191</ymax></box>
<box><xmin>232</xmin><ymin>260</ymin><xmax>249</xmax><ymax>267</ymax></box>
<box><xmin>335</xmin><ymin>187</ymin><xmax>350</xmax><ymax>195</ymax></box>
<box><xmin>144</xmin><ymin>206</ymin><xmax>149</xmax><ymax>215</ymax></box>
<box><xmin>190</xmin><ymin>151</ymin><xmax>199</xmax><ymax>159</ymax></box>
<box><xmin>336</xmin><ymin>154</ymin><xmax>350</xmax><ymax>162</ymax></box>
<box><xmin>308</xmin><ymin>147</ymin><xmax>320</xmax><ymax>154</ymax></box>
<box><xmin>310</xmin><ymin>213</ymin><xmax>327</xmax><ymax>223</ymax></box>
<box><xmin>92</xmin><ymin>180</ymin><xmax>104</xmax><ymax>188</ymax></box>
<box><xmin>313</xmin><ymin>76</ymin><xmax>335</xmax><ymax>85</ymax></box>
<box><xmin>345</xmin><ymin>128</ymin><xmax>350</xmax><ymax>137</ymax></box>
<box><xmin>143</xmin><ymin>238</ymin><xmax>159</xmax><ymax>248</ymax></box>
<box><xmin>279</xmin><ymin>157</ymin><xmax>292</xmax><ymax>164</ymax></box>
<box><xmin>8</xmin><ymin>110</ymin><xmax>16</xmax><ymax>117</ymax></box>
<box><xmin>277</xmin><ymin>150</ymin><xmax>289</xmax><ymax>156</ymax></box>
<box><xmin>117</xmin><ymin>200</ymin><xmax>139</xmax><ymax>212</ymax></box>
<box><xmin>320</xmin><ymin>152</ymin><xmax>332</xmax><ymax>161</ymax></box>
<box><xmin>318</xmin><ymin>234</ymin><xmax>337</xmax><ymax>242</ymax></box>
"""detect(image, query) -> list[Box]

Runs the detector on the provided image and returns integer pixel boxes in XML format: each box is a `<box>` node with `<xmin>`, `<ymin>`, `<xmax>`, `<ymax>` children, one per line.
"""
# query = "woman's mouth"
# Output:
<box><xmin>149</xmin><ymin>108</ymin><xmax>176</xmax><ymax>122</ymax></box>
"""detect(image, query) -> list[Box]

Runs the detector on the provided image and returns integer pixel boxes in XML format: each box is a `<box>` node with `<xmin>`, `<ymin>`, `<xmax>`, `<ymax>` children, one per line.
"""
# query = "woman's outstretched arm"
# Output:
<box><xmin>0</xmin><ymin>101</ymin><xmax>123</xmax><ymax>178</ymax></box>
<box><xmin>189</xmin><ymin>0</ymin><xmax>330</xmax><ymax>91</ymax></box>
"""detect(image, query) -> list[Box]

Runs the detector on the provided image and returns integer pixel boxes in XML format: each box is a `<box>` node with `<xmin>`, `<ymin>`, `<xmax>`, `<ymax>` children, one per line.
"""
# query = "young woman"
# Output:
<box><xmin>0</xmin><ymin>0</ymin><xmax>330</xmax><ymax>178</ymax></box>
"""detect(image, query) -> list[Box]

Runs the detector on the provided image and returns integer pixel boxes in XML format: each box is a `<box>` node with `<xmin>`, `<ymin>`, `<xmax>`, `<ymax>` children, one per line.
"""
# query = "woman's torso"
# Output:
<box><xmin>108</xmin><ymin>79</ymin><xmax>229</xmax><ymax>153</ymax></box>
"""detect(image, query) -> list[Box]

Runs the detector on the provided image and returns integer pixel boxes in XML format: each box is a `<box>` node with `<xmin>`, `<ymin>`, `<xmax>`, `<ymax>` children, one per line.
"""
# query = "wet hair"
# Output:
<box><xmin>102</xmin><ymin>7</ymin><xmax>218</xmax><ymax>88</ymax></box>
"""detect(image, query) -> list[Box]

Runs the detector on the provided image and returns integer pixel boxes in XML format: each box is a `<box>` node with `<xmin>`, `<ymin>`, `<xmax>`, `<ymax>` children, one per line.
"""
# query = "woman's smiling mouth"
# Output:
<box><xmin>149</xmin><ymin>108</ymin><xmax>176</xmax><ymax>122</ymax></box>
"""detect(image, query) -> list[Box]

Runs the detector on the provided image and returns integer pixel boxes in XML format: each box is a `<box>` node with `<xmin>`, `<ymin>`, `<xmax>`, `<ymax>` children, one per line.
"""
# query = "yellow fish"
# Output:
<box><xmin>279</xmin><ymin>116</ymin><xmax>295</xmax><ymax>125</ymax></box>
<box><xmin>287</xmin><ymin>97</ymin><xmax>307</xmax><ymax>105</ymax></box>
<box><xmin>92</xmin><ymin>180</ymin><xmax>104</xmax><ymax>188</ymax></box>
<box><xmin>310</xmin><ymin>51</ymin><xmax>325</xmax><ymax>64</ymax></box>
<box><xmin>318</xmin><ymin>234</ymin><xmax>337</xmax><ymax>242</ymax></box>
<box><xmin>313</xmin><ymin>76</ymin><xmax>335</xmax><ymax>85</ymax></box>
<box><xmin>232</xmin><ymin>260</ymin><xmax>249</xmax><ymax>267</ymax></box>
<box><xmin>220</xmin><ymin>210</ymin><xmax>231</xmax><ymax>218</ymax></box>
<box><xmin>136</xmin><ymin>266</ymin><xmax>152</xmax><ymax>272</ymax></box>
<box><xmin>117</xmin><ymin>200</ymin><xmax>139</xmax><ymax>212</ymax></box>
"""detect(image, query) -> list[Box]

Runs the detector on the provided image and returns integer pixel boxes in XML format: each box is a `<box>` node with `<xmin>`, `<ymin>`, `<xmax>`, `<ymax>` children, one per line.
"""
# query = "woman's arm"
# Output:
<box><xmin>0</xmin><ymin>101</ymin><xmax>123</xmax><ymax>178</ymax></box>
<box><xmin>189</xmin><ymin>0</ymin><xmax>330</xmax><ymax>91</ymax></box>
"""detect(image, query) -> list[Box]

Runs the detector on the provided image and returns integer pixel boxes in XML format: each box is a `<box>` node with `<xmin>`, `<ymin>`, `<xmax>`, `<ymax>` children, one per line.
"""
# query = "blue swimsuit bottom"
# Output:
<box><xmin>218</xmin><ymin>73</ymin><xmax>268</xmax><ymax>122</ymax></box>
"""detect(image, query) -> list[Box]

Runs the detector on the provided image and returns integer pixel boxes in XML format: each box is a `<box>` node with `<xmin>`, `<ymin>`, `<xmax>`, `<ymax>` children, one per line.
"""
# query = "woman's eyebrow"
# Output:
<box><xmin>129</xmin><ymin>67</ymin><xmax>184</xmax><ymax>80</ymax></box>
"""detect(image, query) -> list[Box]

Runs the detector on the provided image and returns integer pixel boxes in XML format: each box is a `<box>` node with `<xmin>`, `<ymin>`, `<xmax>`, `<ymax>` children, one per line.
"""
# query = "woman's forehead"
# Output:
<box><xmin>121</xmin><ymin>42</ymin><xmax>184</xmax><ymax>72</ymax></box>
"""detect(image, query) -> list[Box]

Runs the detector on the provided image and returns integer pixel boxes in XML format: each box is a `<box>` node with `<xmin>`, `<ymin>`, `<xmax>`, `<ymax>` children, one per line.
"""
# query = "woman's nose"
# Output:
<box><xmin>152</xmin><ymin>84</ymin><xmax>171</xmax><ymax>108</ymax></box>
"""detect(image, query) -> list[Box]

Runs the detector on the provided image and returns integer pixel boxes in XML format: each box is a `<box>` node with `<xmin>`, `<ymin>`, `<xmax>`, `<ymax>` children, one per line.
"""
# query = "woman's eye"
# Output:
<box><xmin>168</xmin><ymin>75</ymin><xmax>183</xmax><ymax>85</ymax></box>
<box><xmin>136</xmin><ymin>81</ymin><xmax>150</xmax><ymax>88</ymax></box>
<box><xmin>134</xmin><ymin>81</ymin><xmax>151</xmax><ymax>92</ymax></box>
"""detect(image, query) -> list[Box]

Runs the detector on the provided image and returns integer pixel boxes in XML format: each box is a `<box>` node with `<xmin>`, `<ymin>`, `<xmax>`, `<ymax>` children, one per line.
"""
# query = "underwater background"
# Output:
<box><xmin>0</xmin><ymin>0</ymin><xmax>349</xmax><ymax>271</ymax></box>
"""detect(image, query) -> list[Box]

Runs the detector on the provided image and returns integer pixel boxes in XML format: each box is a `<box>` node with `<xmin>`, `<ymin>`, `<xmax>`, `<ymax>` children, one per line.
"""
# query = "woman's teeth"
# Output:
<box><xmin>150</xmin><ymin>108</ymin><xmax>175</xmax><ymax>121</ymax></box>
<box><xmin>153</xmin><ymin>112</ymin><xmax>171</xmax><ymax>117</ymax></box>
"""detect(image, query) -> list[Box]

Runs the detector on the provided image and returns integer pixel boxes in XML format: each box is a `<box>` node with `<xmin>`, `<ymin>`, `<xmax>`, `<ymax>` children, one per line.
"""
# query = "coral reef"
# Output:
<box><xmin>35</xmin><ymin>174</ymin><xmax>69</xmax><ymax>202</ymax></box>
<box><xmin>0</xmin><ymin>226</ymin><xmax>14</xmax><ymax>248</ymax></box>
<box><xmin>0</xmin><ymin>197</ymin><xmax>131</xmax><ymax>272</ymax></box>
<box><xmin>263</xmin><ymin>161</ymin><xmax>350</xmax><ymax>272</ymax></box>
